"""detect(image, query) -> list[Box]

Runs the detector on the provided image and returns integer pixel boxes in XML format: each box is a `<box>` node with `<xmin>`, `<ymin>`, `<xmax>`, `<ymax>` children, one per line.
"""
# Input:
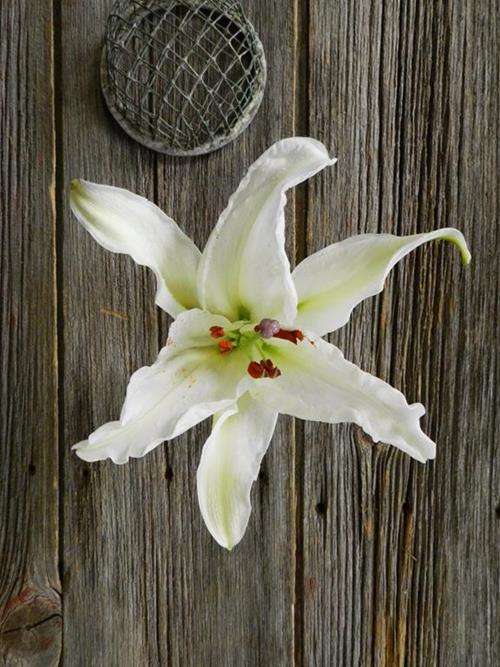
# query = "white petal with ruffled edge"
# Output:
<box><xmin>197</xmin><ymin>138</ymin><xmax>337</xmax><ymax>323</ymax></box>
<box><xmin>70</xmin><ymin>179</ymin><xmax>201</xmax><ymax>316</ymax></box>
<box><xmin>250</xmin><ymin>336</ymin><xmax>435</xmax><ymax>462</ymax></box>
<box><xmin>73</xmin><ymin>311</ymin><xmax>250</xmax><ymax>464</ymax></box>
<box><xmin>197</xmin><ymin>395</ymin><xmax>278</xmax><ymax>550</ymax></box>
<box><xmin>293</xmin><ymin>228</ymin><xmax>471</xmax><ymax>335</ymax></box>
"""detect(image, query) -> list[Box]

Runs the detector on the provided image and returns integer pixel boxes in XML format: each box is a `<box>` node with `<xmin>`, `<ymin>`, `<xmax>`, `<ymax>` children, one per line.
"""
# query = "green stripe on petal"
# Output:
<box><xmin>70</xmin><ymin>179</ymin><xmax>201</xmax><ymax>316</ymax></box>
<box><xmin>197</xmin><ymin>138</ymin><xmax>337</xmax><ymax>323</ymax></box>
<box><xmin>293</xmin><ymin>228</ymin><xmax>470</xmax><ymax>335</ymax></box>
<box><xmin>197</xmin><ymin>395</ymin><xmax>278</xmax><ymax>550</ymax></box>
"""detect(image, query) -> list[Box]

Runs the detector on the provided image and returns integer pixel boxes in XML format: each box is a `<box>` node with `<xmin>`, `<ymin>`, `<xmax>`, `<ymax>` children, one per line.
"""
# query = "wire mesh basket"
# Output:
<box><xmin>101</xmin><ymin>0</ymin><xmax>267</xmax><ymax>156</ymax></box>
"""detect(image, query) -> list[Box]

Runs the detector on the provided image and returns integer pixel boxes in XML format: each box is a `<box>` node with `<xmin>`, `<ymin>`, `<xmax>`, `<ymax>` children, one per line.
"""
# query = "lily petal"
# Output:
<box><xmin>293</xmin><ymin>228</ymin><xmax>471</xmax><ymax>335</ymax></box>
<box><xmin>164</xmin><ymin>308</ymin><xmax>233</xmax><ymax>351</ymax></box>
<box><xmin>197</xmin><ymin>394</ymin><xmax>278</xmax><ymax>550</ymax></box>
<box><xmin>198</xmin><ymin>138</ymin><xmax>337</xmax><ymax>323</ymax></box>
<box><xmin>74</xmin><ymin>311</ymin><xmax>249</xmax><ymax>464</ymax></box>
<box><xmin>250</xmin><ymin>336</ymin><xmax>436</xmax><ymax>462</ymax></box>
<box><xmin>70</xmin><ymin>179</ymin><xmax>201</xmax><ymax>316</ymax></box>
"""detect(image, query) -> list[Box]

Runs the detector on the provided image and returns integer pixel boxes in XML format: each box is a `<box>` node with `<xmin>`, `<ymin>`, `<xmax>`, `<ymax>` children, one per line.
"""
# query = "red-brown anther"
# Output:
<box><xmin>247</xmin><ymin>359</ymin><xmax>282</xmax><ymax>379</ymax></box>
<box><xmin>260</xmin><ymin>359</ymin><xmax>282</xmax><ymax>378</ymax></box>
<box><xmin>260</xmin><ymin>359</ymin><xmax>274</xmax><ymax>374</ymax></box>
<box><xmin>247</xmin><ymin>361</ymin><xmax>264</xmax><ymax>378</ymax></box>
<box><xmin>218</xmin><ymin>339</ymin><xmax>233</xmax><ymax>353</ymax></box>
<box><xmin>273</xmin><ymin>328</ymin><xmax>304</xmax><ymax>344</ymax></box>
<box><xmin>209</xmin><ymin>325</ymin><xmax>225</xmax><ymax>338</ymax></box>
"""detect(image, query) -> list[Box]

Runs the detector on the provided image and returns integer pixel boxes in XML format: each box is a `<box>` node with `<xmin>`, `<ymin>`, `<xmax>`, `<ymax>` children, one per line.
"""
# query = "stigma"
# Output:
<box><xmin>254</xmin><ymin>318</ymin><xmax>280</xmax><ymax>338</ymax></box>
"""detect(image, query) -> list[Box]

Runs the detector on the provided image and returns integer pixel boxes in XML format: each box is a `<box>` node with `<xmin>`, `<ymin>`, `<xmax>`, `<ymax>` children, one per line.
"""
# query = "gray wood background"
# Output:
<box><xmin>1</xmin><ymin>1</ymin><xmax>498</xmax><ymax>665</ymax></box>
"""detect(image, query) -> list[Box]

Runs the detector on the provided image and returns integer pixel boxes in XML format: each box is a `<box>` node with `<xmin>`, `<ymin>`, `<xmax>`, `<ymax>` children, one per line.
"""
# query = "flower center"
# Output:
<box><xmin>208</xmin><ymin>318</ymin><xmax>304</xmax><ymax>380</ymax></box>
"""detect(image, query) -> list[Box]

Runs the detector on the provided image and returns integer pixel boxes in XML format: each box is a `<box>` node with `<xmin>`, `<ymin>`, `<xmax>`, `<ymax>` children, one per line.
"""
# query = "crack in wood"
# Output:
<box><xmin>1</xmin><ymin>613</ymin><xmax>62</xmax><ymax>636</ymax></box>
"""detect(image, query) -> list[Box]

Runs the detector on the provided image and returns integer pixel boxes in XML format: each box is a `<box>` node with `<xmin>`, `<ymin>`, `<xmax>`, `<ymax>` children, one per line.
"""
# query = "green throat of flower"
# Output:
<box><xmin>208</xmin><ymin>318</ymin><xmax>304</xmax><ymax>379</ymax></box>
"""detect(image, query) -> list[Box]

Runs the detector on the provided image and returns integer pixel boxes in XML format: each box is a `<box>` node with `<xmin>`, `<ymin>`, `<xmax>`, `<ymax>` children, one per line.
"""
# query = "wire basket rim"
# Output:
<box><xmin>100</xmin><ymin>0</ymin><xmax>267</xmax><ymax>156</ymax></box>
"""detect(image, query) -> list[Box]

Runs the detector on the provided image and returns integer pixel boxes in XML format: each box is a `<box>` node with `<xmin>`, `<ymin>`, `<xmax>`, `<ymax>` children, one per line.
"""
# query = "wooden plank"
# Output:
<box><xmin>0</xmin><ymin>1</ymin><xmax>61</xmax><ymax>665</ymax></box>
<box><xmin>59</xmin><ymin>2</ymin><xmax>160</xmax><ymax>664</ymax></box>
<box><xmin>154</xmin><ymin>1</ymin><xmax>298</xmax><ymax>664</ymax></box>
<box><xmin>302</xmin><ymin>1</ymin><xmax>499</xmax><ymax>665</ymax></box>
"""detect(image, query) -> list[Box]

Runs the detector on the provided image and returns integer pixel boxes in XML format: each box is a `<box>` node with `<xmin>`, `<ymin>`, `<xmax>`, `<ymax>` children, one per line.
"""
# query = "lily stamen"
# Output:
<box><xmin>260</xmin><ymin>359</ymin><xmax>282</xmax><ymax>378</ymax></box>
<box><xmin>218</xmin><ymin>339</ymin><xmax>233</xmax><ymax>353</ymax></box>
<box><xmin>247</xmin><ymin>359</ymin><xmax>282</xmax><ymax>379</ymax></box>
<box><xmin>209</xmin><ymin>325</ymin><xmax>225</xmax><ymax>338</ymax></box>
<box><xmin>273</xmin><ymin>328</ymin><xmax>304</xmax><ymax>344</ymax></box>
<box><xmin>247</xmin><ymin>361</ymin><xmax>264</xmax><ymax>378</ymax></box>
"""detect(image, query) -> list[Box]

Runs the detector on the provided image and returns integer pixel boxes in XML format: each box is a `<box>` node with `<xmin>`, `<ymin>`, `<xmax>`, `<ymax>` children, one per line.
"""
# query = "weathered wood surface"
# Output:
<box><xmin>303</xmin><ymin>2</ymin><xmax>499</xmax><ymax>666</ymax></box>
<box><xmin>0</xmin><ymin>1</ymin><xmax>61</xmax><ymax>665</ymax></box>
<box><xmin>0</xmin><ymin>0</ymin><xmax>498</xmax><ymax>665</ymax></box>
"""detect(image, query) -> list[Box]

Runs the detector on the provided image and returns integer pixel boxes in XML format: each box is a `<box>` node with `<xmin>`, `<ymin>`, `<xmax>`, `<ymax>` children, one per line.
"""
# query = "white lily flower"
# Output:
<box><xmin>70</xmin><ymin>137</ymin><xmax>470</xmax><ymax>550</ymax></box>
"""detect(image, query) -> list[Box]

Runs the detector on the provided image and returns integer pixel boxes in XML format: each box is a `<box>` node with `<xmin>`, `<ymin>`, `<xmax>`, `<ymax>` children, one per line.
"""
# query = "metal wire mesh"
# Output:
<box><xmin>101</xmin><ymin>0</ymin><xmax>267</xmax><ymax>155</ymax></box>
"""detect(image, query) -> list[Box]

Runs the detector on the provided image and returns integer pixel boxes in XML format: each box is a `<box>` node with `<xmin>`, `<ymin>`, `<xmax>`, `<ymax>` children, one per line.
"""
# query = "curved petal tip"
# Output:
<box><xmin>439</xmin><ymin>228</ymin><xmax>471</xmax><ymax>265</ymax></box>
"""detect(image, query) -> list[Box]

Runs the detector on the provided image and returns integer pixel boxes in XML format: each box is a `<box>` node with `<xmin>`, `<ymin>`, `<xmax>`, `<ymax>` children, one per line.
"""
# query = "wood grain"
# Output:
<box><xmin>302</xmin><ymin>1</ymin><xmax>499</xmax><ymax>665</ymax></box>
<box><xmin>0</xmin><ymin>1</ymin><xmax>61</xmax><ymax>665</ymax></box>
<box><xmin>1</xmin><ymin>0</ymin><xmax>498</xmax><ymax>665</ymax></box>
<box><xmin>58</xmin><ymin>1</ymin><xmax>159</xmax><ymax>664</ymax></box>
